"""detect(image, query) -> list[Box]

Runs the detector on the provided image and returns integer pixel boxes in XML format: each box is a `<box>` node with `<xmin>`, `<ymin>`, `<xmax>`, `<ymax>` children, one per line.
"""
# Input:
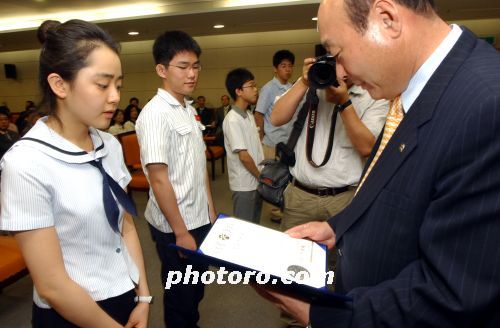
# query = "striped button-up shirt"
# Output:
<box><xmin>0</xmin><ymin>118</ymin><xmax>138</xmax><ymax>308</ymax></box>
<box><xmin>136</xmin><ymin>88</ymin><xmax>210</xmax><ymax>233</ymax></box>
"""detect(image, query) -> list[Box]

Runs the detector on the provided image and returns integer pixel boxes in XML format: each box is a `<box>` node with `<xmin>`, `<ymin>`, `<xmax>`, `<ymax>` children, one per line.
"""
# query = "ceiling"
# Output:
<box><xmin>0</xmin><ymin>0</ymin><xmax>499</xmax><ymax>52</ymax></box>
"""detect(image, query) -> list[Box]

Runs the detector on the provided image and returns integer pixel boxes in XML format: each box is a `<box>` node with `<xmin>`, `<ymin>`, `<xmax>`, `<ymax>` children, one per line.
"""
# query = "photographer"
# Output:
<box><xmin>272</xmin><ymin>56</ymin><xmax>388</xmax><ymax>234</ymax></box>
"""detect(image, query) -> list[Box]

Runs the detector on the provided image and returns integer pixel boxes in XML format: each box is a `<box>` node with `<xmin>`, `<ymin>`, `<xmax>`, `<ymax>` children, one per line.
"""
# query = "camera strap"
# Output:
<box><xmin>275</xmin><ymin>88</ymin><xmax>312</xmax><ymax>167</ymax></box>
<box><xmin>305</xmin><ymin>88</ymin><xmax>339</xmax><ymax>168</ymax></box>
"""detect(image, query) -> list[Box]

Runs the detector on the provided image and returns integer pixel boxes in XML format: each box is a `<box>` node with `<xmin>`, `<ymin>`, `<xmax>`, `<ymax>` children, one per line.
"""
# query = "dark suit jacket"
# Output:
<box><xmin>197</xmin><ymin>107</ymin><xmax>215</xmax><ymax>127</ymax></box>
<box><xmin>310</xmin><ymin>28</ymin><xmax>500</xmax><ymax>327</ymax></box>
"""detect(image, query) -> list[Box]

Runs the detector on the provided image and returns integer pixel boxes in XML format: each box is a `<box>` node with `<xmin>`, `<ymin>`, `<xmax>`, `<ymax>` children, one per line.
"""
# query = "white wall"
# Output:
<box><xmin>0</xmin><ymin>28</ymin><xmax>320</xmax><ymax>112</ymax></box>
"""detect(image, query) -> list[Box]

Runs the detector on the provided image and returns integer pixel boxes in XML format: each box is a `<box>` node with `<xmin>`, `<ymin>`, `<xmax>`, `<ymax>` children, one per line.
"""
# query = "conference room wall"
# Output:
<box><xmin>0</xmin><ymin>28</ymin><xmax>319</xmax><ymax>112</ymax></box>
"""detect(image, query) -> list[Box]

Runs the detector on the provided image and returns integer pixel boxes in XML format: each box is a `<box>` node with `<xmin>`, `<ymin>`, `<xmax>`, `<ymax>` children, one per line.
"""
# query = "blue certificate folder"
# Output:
<box><xmin>171</xmin><ymin>214</ymin><xmax>351</xmax><ymax>303</ymax></box>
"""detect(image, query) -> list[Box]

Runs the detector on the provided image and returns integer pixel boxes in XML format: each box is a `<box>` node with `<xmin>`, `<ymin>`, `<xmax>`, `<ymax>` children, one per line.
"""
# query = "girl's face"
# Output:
<box><xmin>130</xmin><ymin>107</ymin><xmax>139</xmax><ymax>120</ymax></box>
<box><xmin>62</xmin><ymin>46</ymin><xmax>123</xmax><ymax>130</ymax></box>
<box><xmin>114</xmin><ymin>110</ymin><xmax>125</xmax><ymax>124</ymax></box>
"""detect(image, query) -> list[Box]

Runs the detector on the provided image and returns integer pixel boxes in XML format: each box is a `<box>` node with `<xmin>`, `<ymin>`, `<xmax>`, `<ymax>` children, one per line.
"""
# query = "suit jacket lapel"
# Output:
<box><xmin>333</xmin><ymin>27</ymin><xmax>479</xmax><ymax>240</ymax></box>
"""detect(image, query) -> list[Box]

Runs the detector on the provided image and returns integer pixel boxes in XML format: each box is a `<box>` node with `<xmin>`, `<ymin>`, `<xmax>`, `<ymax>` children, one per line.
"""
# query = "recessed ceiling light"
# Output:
<box><xmin>128</xmin><ymin>31</ymin><xmax>139</xmax><ymax>36</ymax></box>
<box><xmin>213</xmin><ymin>24</ymin><xmax>225</xmax><ymax>29</ymax></box>
<box><xmin>312</xmin><ymin>17</ymin><xmax>318</xmax><ymax>21</ymax></box>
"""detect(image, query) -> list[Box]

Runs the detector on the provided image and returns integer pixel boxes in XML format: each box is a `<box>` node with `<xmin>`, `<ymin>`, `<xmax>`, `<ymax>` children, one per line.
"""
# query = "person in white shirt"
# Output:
<box><xmin>223</xmin><ymin>68</ymin><xmax>264</xmax><ymax>223</ymax></box>
<box><xmin>108</xmin><ymin>109</ymin><xmax>135</xmax><ymax>135</ymax></box>
<box><xmin>0</xmin><ymin>19</ymin><xmax>150</xmax><ymax>327</ymax></box>
<box><xmin>135</xmin><ymin>30</ymin><xmax>216</xmax><ymax>328</ymax></box>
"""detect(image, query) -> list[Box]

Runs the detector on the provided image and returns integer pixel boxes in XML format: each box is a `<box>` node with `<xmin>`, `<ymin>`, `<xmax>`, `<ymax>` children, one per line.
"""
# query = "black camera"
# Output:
<box><xmin>308</xmin><ymin>54</ymin><xmax>338</xmax><ymax>89</ymax></box>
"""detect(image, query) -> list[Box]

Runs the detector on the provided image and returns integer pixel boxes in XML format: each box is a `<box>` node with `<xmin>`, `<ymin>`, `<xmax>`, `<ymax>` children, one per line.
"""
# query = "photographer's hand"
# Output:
<box><xmin>301</xmin><ymin>57</ymin><xmax>316</xmax><ymax>85</ymax></box>
<box><xmin>326</xmin><ymin>78</ymin><xmax>350</xmax><ymax>105</ymax></box>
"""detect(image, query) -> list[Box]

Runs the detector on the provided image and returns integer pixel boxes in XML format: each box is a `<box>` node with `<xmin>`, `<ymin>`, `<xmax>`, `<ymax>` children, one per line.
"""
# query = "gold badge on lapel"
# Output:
<box><xmin>399</xmin><ymin>143</ymin><xmax>406</xmax><ymax>153</ymax></box>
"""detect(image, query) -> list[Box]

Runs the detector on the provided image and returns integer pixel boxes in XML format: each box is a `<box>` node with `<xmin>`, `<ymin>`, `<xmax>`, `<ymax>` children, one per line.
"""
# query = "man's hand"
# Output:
<box><xmin>175</xmin><ymin>230</ymin><xmax>197</xmax><ymax>258</ymax></box>
<box><xmin>286</xmin><ymin>221</ymin><xmax>336</xmax><ymax>250</ymax></box>
<box><xmin>254</xmin><ymin>286</ymin><xmax>310</xmax><ymax>326</ymax></box>
<box><xmin>326</xmin><ymin>78</ymin><xmax>350</xmax><ymax>105</ymax></box>
<box><xmin>301</xmin><ymin>58</ymin><xmax>316</xmax><ymax>85</ymax></box>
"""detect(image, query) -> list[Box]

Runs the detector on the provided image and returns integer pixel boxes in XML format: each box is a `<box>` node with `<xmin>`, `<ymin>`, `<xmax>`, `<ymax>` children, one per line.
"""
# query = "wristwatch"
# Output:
<box><xmin>335</xmin><ymin>99</ymin><xmax>352</xmax><ymax>112</ymax></box>
<box><xmin>134</xmin><ymin>295</ymin><xmax>154</xmax><ymax>304</ymax></box>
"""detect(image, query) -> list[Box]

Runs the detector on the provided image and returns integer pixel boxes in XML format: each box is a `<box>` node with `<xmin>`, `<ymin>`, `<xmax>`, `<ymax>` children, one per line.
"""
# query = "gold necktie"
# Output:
<box><xmin>356</xmin><ymin>96</ymin><xmax>403</xmax><ymax>194</ymax></box>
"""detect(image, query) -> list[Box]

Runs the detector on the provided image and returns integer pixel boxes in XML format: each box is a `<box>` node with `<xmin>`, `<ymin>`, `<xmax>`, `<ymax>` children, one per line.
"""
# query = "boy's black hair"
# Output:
<box><xmin>153</xmin><ymin>30</ymin><xmax>201</xmax><ymax>65</ymax></box>
<box><xmin>0</xmin><ymin>106</ymin><xmax>10</xmax><ymax>117</ymax></box>
<box><xmin>273</xmin><ymin>49</ymin><xmax>295</xmax><ymax>67</ymax></box>
<box><xmin>225</xmin><ymin>68</ymin><xmax>255</xmax><ymax>101</ymax></box>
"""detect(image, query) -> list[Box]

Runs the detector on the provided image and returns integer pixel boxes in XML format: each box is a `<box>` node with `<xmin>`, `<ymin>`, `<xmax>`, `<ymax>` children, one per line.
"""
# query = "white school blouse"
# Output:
<box><xmin>0</xmin><ymin>117</ymin><xmax>139</xmax><ymax>308</ymax></box>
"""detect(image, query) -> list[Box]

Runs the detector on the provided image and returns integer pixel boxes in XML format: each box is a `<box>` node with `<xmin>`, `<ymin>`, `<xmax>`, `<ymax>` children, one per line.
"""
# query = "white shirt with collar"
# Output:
<box><xmin>290</xmin><ymin>86</ymin><xmax>389</xmax><ymax>188</ymax></box>
<box><xmin>0</xmin><ymin>117</ymin><xmax>138</xmax><ymax>308</ymax></box>
<box><xmin>136</xmin><ymin>88</ymin><xmax>210</xmax><ymax>233</ymax></box>
<box><xmin>223</xmin><ymin>105</ymin><xmax>264</xmax><ymax>191</ymax></box>
<box><xmin>402</xmin><ymin>24</ymin><xmax>462</xmax><ymax>112</ymax></box>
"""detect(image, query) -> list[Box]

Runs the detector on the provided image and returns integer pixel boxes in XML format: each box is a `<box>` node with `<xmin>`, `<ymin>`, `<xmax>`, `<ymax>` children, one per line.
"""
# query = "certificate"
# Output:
<box><xmin>174</xmin><ymin>215</ymin><xmax>351</xmax><ymax>302</ymax></box>
<box><xmin>200</xmin><ymin>216</ymin><xmax>327</xmax><ymax>288</ymax></box>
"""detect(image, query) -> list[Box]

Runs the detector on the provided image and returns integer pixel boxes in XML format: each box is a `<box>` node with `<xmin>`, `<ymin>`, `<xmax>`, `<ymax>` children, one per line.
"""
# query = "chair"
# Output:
<box><xmin>204</xmin><ymin>135</ymin><xmax>225</xmax><ymax>180</ymax></box>
<box><xmin>118</xmin><ymin>131</ymin><xmax>149</xmax><ymax>193</ymax></box>
<box><xmin>0</xmin><ymin>235</ymin><xmax>28</xmax><ymax>292</ymax></box>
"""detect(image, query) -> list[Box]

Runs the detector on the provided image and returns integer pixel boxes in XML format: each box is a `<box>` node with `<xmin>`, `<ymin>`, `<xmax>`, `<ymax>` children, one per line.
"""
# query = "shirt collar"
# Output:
<box><xmin>156</xmin><ymin>88</ymin><xmax>194</xmax><ymax>108</ymax></box>
<box><xmin>272</xmin><ymin>77</ymin><xmax>292</xmax><ymax>91</ymax></box>
<box><xmin>401</xmin><ymin>24</ymin><xmax>462</xmax><ymax>113</ymax></box>
<box><xmin>348</xmin><ymin>85</ymin><xmax>364</xmax><ymax>96</ymax></box>
<box><xmin>231</xmin><ymin>105</ymin><xmax>248</xmax><ymax>118</ymax></box>
<box><xmin>16</xmin><ymin>117</ymin><xmax>108</xmax><ymax>164</ymax></box>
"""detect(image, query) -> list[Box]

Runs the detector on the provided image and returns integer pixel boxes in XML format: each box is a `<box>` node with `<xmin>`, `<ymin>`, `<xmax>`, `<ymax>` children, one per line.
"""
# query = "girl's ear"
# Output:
<box><xmin>47</xmin><ymin>73</ymin><xmax>68</xmax><ymax>99</ymax></box>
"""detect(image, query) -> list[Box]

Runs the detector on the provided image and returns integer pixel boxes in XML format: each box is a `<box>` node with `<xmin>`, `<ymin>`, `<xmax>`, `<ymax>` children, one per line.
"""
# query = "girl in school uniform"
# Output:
<box><xmin>0</xmin><ymin>20</ymin><xmax>150</xmax><ymax>327</ymax></box>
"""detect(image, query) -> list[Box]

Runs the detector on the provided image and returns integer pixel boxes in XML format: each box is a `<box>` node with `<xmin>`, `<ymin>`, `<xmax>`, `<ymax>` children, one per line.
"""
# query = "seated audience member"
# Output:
<box><xmin>125</xmin><ymin>97</ymin><xmax>141</xmax><ymax>112</ymax></box>
<box><xmin>124</xmin><ymin>104</ymin><xmax>140</xmax><ymax>125</ymax></box>
<box><xmin>0</xmin><ymin>105</ymin><xmax>19</xmax><ymax>133</ymax></box>
<box><xmin>108</xmin><ymin>109</ymin><xmax>135</xmax><ymax>135</ymax></box>
<box><xmin>214</xmin><ymin>94</ymin><xmax>231</xmax><ymax>146</ymax></box>
<box><xmin>20</xmin><ymin>108</ymin><xmax>42</xmax><ymax>137</ymax></box>
<box><xmin>0</xmin><ymin>107</ymin><xmax>19</xmax><ymax>159</ymax></box>
<box><xmin>223</xmin><ymin>68</ymin><xmax>264</xmax><ymax>223</ymax></box>
<box><xmin>196</xmin><ymin>95</ymin><xmax>215</xmax><ymax>133</ymax></box>
<box><xmin>16</xmin><ymin>102</ymin><xmax>37</xmax><ymax>133</ymax></box>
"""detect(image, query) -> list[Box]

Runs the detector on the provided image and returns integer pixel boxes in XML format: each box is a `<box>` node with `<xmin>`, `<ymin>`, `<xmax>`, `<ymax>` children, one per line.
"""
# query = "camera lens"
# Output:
<box><xmin>308</xmin><ymin>58</ymin><xmax>339</xmax><ymax>89</ymax></box>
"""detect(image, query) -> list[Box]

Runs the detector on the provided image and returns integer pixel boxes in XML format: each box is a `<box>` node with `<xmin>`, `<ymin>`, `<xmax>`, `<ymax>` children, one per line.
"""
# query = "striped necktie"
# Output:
<box><xmin>356</xmin><ymin>96</ymin><xmax>403</xmax><ymax>194</ymax></box>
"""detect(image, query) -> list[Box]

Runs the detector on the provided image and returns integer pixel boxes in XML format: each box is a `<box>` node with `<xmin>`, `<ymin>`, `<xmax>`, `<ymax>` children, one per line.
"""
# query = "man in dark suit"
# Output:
<box><xmin>196</xmin><ymin>95</ymin><xmax>215</xmax><ymax>134</ymax></box>
<box><xmin>214</xmin><ymin>94</ymin><xmax>231</xmax><ymax>146</ymax></box>
<box><xmin>258</xmin><ymin>0</ymin><xmax>500</xmax><ymax>327</ymax></box>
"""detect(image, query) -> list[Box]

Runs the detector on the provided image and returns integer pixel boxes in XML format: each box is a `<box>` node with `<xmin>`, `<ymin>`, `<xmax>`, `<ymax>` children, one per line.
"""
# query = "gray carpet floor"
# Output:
<box><xmin>0</xmin><ymin>161</ymin><xmax>287</xmax><ymax>327</ymax></box>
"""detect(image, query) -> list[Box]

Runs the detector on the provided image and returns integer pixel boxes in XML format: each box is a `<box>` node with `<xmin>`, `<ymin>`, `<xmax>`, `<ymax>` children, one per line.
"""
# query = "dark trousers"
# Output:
<box><xmin>149</xmin><ymin>223</ymin><xmax>211</xmax><ymax>328</ymax></box>
<box><xmin>32</xmin><ymin>289</ymin><xmax>135</xmax><ymax>327</ymax></box>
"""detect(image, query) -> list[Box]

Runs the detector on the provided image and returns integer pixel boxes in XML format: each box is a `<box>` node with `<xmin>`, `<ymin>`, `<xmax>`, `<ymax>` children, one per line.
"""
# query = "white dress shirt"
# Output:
<box><xmin>223</xmin><ymin>105</ymin><xmax>265</xmax><ymax>191</ymax></box>
<box><xmin>290</xmin><ymin>86</ymin><xmax>389</xmax><ymax>188</ymax></box>
<box><xmin>136</xmin><ymin>88</ymin><xmax>210</xmax><ymax>233</ymax></box>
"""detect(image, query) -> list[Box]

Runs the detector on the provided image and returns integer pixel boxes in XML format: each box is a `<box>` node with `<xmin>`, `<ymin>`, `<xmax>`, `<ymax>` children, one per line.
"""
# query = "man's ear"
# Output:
<box><xmin>235</xmin><ymin>88</ymin><xmax>244</xmax><ymax>98</ymax></box>
<box><xmin>156</xmin><ymin>64</ymin><xmax>168</xmax><ymax>78</ymax></box>
<box><xmin>47</xmin><ymin>73</ymin><xmax>68</xmax><ymax>99</ymax></box>
<box><xmin>371</xmin><ymin>0</ymin><xmax>402</xmax><ymax>38</ymax></box>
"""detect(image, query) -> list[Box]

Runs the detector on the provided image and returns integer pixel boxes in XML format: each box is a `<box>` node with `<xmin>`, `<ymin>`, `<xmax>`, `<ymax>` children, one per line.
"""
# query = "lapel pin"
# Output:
<box><xmin>399</xmin><ymin>143</ymin><xmax>406</xmax><ymax>152</ymax></box>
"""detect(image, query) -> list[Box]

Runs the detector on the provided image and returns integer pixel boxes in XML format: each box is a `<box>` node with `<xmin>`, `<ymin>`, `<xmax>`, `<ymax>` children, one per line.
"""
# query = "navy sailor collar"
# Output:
<box><xmin>16</xmin><ymin>117</ymin><xmax>109</xmax><ymax>164</ymax></box>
